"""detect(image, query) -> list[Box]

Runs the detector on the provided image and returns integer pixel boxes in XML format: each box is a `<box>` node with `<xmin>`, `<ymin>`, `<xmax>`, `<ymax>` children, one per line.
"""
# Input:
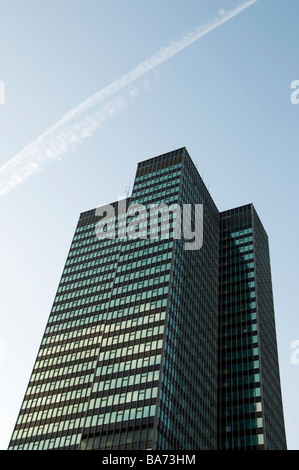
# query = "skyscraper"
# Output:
<box><xmin>8</xmin><ymin>148</ymin><xmax>286</xmax><ymax>450</ymax></box>
<box><xmin>218</xmin><ymin>205</ymin><xmax>286</xmax><ymax>449</ymax></box>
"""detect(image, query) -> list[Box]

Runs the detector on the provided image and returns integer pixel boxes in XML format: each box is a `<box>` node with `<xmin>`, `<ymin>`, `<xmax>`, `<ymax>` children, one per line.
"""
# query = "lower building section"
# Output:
<box><xmin>218</xmin><ymin>204</ymin><xmax>286</xmax><ymax>450</ymax></box>
<box><xmin>80</xmin><ymin>424</ymin><xmax>155</xmax><ymax>450</ymax></box>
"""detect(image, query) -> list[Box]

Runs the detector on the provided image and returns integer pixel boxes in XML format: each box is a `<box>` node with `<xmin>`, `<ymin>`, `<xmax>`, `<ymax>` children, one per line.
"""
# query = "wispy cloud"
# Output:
<box><xmin>0</xmin><ymin>0</ymin><xmax>258</xmax><ymax>196</ymax></box>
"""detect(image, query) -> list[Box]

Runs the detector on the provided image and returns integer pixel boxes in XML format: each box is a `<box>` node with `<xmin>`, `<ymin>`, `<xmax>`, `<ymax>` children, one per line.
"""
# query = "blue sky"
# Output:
<box><xmin>0</xmin><ymin>0</ymin><xmax>298</xmax><ymax>450</ymax></box>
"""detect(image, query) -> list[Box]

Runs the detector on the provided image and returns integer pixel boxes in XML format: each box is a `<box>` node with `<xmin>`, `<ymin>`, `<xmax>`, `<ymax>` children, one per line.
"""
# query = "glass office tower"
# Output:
<box><xmin>218</xmin><ymin>205</ymin><xmax>286</xmax><ymax>449</ymax></box>
<box><xmin>8</xmin><ymin>148</ymin><xmax>286</xmax><ymax>450</ymax></box>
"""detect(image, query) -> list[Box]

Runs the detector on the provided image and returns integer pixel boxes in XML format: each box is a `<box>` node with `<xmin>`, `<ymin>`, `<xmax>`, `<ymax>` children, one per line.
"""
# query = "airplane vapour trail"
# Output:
<box><xmin>0</xmin><ymin>0</ymin><xmax>258</xmax><ymax>196</ymax></box>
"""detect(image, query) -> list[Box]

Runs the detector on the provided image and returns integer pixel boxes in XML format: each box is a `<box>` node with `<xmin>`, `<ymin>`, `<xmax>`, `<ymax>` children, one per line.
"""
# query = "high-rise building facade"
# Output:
<box><xmin>8</xmin><ymin>148</ymin><xmax>286</xmax><ymax>450</ymax></box>
<box><xmin>218</xmin><ymin>205</ymin><xmax>286</xmax><ymax>449</ymax></box>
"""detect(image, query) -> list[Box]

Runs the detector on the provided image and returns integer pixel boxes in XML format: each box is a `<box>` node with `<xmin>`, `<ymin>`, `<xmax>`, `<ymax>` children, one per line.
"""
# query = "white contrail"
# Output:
<box><xmin>0</xmin><ymin>0</ymin><xmax>258</xmax><ymax>196</ymax></box>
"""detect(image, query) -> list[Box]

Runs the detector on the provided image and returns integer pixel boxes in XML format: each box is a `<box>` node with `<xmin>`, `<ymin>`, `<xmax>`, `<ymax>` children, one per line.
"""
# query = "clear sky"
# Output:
<box><xmin>0</xmin><ymin>0</ymin><xmax>298</xmax><ymax>450</ymax></box>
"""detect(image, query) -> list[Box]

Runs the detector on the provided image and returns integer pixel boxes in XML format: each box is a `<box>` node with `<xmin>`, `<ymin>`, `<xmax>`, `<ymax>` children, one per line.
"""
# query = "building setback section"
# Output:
<box><xmin>218</xmin><ymin>205</ymin><xmax>286</xmax><ymax>449</ymax></box>
<box><xmin>8</xmin><ymin>147</ymin><xmax>287</xmax><ymax>450</ymax></box>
